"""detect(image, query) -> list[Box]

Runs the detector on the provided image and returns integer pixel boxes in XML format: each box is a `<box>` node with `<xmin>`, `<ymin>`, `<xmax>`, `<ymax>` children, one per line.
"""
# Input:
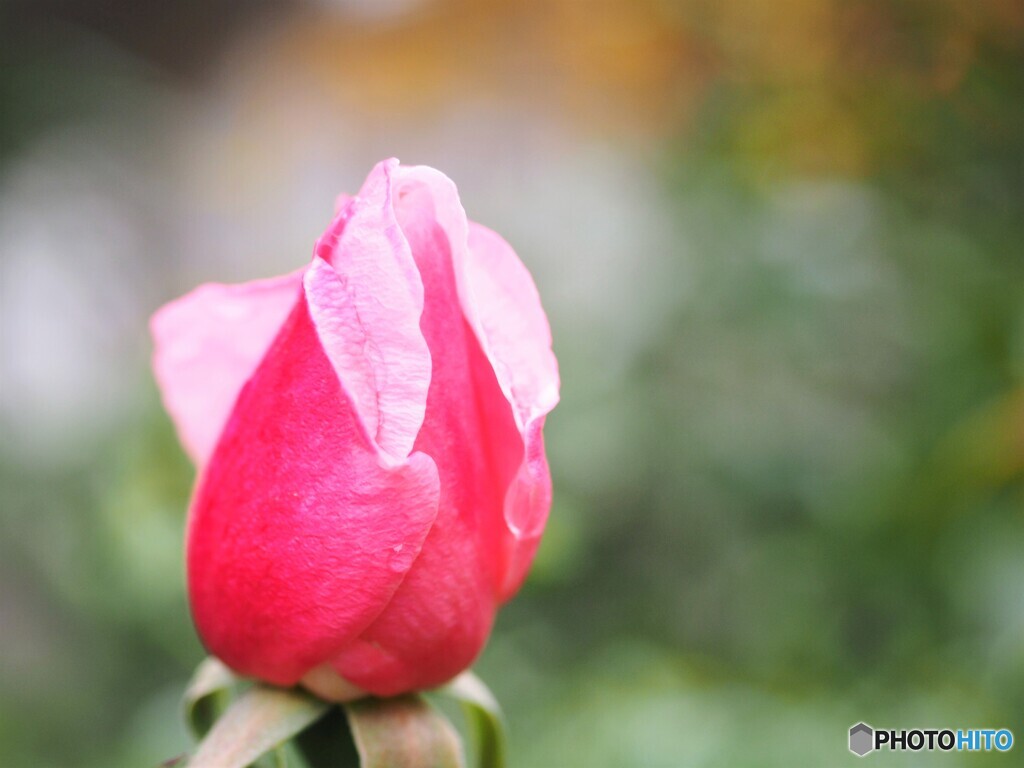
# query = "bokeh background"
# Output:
<box><xmin>2</xmin><ymin>1</ymin><xmax>1023</xmax><ymax>765</ymax></box>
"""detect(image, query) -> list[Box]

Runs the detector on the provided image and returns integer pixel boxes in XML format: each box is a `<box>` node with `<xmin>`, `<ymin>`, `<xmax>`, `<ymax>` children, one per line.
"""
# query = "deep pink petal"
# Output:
<box><xmin>187</xmin><ymin>292</ymin><xmax>440</xmax><ymax>686</ymax></box>
<box><xmin>394</xmin><ymin>166</ymin><xmax>559</xmax><ymax>597</ymax></box>
<box><xmin>329</xmin><ymin>165</ymin><xmax>562</xmax><ymax>693</ymax></box>
<box><xmin>332</xmin><ymin>331</ymin><xmax>514</xmax><ymax>692</ymax></box>
<box><xmin>311</xmin><ymin>159</ymin><xmax>430</xmax><ymax>461</ymax></box>
<box><xmin>330</xmin><ymin>517</ymin><xmax>496</xmax><ymax>695</ymax></box>
<box><xmin>464</xmin><ymin>222</ymin><xmax>559</xmax><ymax>596</ymax></box>
<box><xmin>150</xmin><ymin>270</ymin><xmax>303</xmax><ymax>465</ymax></box>
<box><xmin>330</xmin><ymin>176</ymin><xmax>527</xmax><ymax>694</ymax></box>
<box><xmin>497</xmin><ymin>415</ymin><xmax>553</xmax><ymax>597</ymax></box>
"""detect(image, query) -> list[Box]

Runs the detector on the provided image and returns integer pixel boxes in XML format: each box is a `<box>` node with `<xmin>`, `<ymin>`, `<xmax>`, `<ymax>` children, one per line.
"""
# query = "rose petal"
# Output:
<box><xmin>463</xmin><ymin>222</ymin><xmax>560</xmax><ymax>429</ymax></box>
<box><xmin>329</xmin><ymin>167</ymin><xmax>559</xmax><ymax>693</ymax></box>
<box><xmin>311</xmin><ymin>159</ymin><xmax>431</xmax><ymax>462</ymax></box>
<box><xmin>150</xmin><ymin>269</ymin><xmax>303</xmax><ymax>465</ymax></box>
<box><xmin>464</xmin><ymin>222</ymin><xmax>559</xmax><ymax>596</ymax></box>
<box><xmin>394</xmin><ymin>166</ymin><xmax>559</xmax><ymax>596</ymax></box>
<box><xmin>497</xmin><ymin>415</ymin><xmax>552</xmax><ymax>597</ymax></box>
<box><xmin>188</xmin><ymin>293</ymin><xmax>440</xmax><ymax>686</ymax></box>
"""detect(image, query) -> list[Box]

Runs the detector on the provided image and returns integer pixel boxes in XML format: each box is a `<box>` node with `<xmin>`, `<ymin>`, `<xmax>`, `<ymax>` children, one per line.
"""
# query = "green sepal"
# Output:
<box><xmin>439</xmin><ymin>672</ymin><xmax>506</xmax><ymax>768</ymax></box>
<box><xmin>183</xmin><ymin>656</ymin><xmax>239</xmax><ymax>739</ymax></box>
<box><xmin>185</xmin><ymin>684</ymin><xmax>329</xmax><ymax>768</ymax></box>
<box><xmin>344</xmin><ymin>694</ymin><xmax>465</xmax><ymax>768</ymax></box>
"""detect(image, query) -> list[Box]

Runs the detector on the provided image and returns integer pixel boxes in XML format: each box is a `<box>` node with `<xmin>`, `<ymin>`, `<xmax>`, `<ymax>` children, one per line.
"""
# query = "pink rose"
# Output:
<box><xmin>151</xmin><ymin>159</ymin><xmax>559</xmax><ymax>697</ymax></box>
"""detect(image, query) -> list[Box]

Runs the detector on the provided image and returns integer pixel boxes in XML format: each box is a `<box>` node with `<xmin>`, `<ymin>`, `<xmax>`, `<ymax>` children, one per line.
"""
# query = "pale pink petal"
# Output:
<box><xmin>464</xmin><ymin>222</ymin><xmax>560</xmax><ymax>430</ymax></box>
<box><xmin>150</xmin><ymin>270</ymin><xmax>303</xmax><ymax>465</ymax></box>
<box><xmin>310</xmin><ymin>159</ymin><xmax>430</xmax><ymax>461</ymax></box>
<box><xmin>334</xmin><ymin>192</ymin><xmax>354</xmax><ymax>214</ymax></box>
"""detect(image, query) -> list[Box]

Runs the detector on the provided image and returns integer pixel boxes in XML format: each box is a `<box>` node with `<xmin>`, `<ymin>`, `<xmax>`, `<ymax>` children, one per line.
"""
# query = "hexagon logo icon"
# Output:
<box><xmin>849</xmin><ymin>722</ymin><xmax>874</xmax><ymax>757</ymax></box>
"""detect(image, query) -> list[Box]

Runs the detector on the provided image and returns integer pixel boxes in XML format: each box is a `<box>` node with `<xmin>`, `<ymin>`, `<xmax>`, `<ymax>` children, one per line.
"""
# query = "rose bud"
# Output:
<box><xmin>151</xmin><ymin>160</ymin><xmax>558</xmax><ymax>698</ymax></box>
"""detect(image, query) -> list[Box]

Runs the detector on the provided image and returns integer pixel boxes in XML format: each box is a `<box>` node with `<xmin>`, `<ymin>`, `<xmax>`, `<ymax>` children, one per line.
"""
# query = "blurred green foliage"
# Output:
<box><xmin>1</xmin><ymin>1</ymin><xmax>1022</xmax><ymax>766</ymax></box>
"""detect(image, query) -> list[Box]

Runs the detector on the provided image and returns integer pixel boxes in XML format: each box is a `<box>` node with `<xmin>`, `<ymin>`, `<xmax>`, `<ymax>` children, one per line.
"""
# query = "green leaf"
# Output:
<box><xmin>345</xmin><ymin>695</ymin><xmax>464</xmax><ymax>768</ymax></box>
<box><xmin>186</xmin><ymin>684</ymin><xmax>330</xmax><ymax>768</ymax></box>
<box><xmin>183</xmin><ymin>656</ymin><xmax>239</xmax><ymax>739</ymax></box>
<box><xmin>439</xmin><ymin>672</ymin><xmax>506</xmax><ymax>768</ymax></box>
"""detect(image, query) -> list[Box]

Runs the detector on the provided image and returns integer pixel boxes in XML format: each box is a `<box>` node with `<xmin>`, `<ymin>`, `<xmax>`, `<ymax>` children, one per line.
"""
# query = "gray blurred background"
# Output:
<box><xmin>1</xmin><ymin>0</ymin><xmax>1023</xmax><ymax>765</ymax></box>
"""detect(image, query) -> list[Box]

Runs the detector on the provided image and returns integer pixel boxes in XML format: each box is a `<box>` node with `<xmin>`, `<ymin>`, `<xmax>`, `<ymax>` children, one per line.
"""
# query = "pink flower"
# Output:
<box><xmin>151</xmin><ymin>160</ymin><xmax>559</xmax><ymax>697</ymax></box>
